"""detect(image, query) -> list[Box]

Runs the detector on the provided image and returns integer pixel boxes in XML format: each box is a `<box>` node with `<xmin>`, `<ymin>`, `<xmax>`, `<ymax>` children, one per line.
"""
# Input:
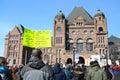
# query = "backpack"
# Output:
<box><xmin>105</xmin><ymin>69</ymin><xmax>113</xmax><ymax>80</ymax></box>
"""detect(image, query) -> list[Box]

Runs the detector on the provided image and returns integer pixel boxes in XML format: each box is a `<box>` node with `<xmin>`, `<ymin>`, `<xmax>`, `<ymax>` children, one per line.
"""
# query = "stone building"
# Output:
<box><xmin>4</xmin><ymin>7</ymin><xmax>109</xmax><ymax>66</ymax></box>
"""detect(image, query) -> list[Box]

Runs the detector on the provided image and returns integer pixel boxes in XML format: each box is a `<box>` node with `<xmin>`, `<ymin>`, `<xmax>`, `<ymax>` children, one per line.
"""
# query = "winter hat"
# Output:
<box><xmin>54</xmin><ymin>63</ymin><xmax>60</xmax><ymax>68</ymax></box>
<box><xmin>114</xmin><ymin>65</ymin><xmax>120</xmax><ymax>71</ymax></box>
<box><xmin>90</xmin><ymin>61</ymin><xmax>99</xmax><ymax>67</ymax></box>
<box><xmin>90</xmin><ymin>61</ymin><xmax>94</xmax><ymax>66</ymax></box>
<box><xmin>31</xmin><ymin>48</ymin><xmax>42</xmax><ymax>58</ymax></box>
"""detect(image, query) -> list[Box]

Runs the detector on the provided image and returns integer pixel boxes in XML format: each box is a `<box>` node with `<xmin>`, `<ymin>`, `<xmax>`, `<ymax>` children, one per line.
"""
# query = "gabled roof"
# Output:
<box><xmin>5</xmin><ymin>24</ymin><xmax>24</xmax><ymax>37</ymax></box>
<box><xmin>67</xmin><ymin>7</ymin><xmax>94</xmax><ymax>25</ymax></box>
<box><xmin>108</xmin><ymin>35</ymin><xmax>120</xmax><ymax>44</ymax></box>
<box><xmin>17</xmin><ymin>24</ymin><xmax>24</xmax><ymax>34</ymax></box>
<box><xmin>5</xmin><ymin>32</ymin><xmax>10</xmax><ymax>37</ymax></box>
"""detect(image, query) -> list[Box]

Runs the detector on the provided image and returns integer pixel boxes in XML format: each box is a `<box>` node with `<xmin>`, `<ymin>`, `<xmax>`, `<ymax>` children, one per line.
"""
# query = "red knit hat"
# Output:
<box><xmin>114</xmin><ymin>66</ymin><xmax>120</xmax><ymax>71</ymax></box>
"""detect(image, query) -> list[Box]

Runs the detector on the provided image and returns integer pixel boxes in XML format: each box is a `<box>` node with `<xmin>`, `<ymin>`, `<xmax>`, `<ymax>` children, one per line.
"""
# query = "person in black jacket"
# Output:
<box><xmin>17</xmin><ymin>48</ymin><xmax>54</xmax><ymax>80</ymax></box>
<box><xmin>53</xmin><ymin>63</ymin><xmax>66</xmax><ymax>80</ymax></box>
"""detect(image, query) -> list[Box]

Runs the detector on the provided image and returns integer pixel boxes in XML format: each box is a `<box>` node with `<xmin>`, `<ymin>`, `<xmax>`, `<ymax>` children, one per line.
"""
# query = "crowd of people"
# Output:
<box><xmin>0</xmin><ymin>48</ymin><xmax>120</xmax><ymax>80</ymax></box>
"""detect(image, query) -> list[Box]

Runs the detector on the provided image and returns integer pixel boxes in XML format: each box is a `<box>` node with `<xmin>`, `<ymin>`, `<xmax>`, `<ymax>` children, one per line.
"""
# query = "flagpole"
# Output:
<box><xmin>25</xmin><ymin>49</ymin><xmax>27</xmax><ymax>65</ymax></box>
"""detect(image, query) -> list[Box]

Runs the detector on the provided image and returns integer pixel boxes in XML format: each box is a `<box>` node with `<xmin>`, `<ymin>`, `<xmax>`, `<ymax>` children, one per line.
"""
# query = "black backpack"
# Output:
<box><xmin>105</xmin><ymin>69</ymin><xmax>113</xmax><ymax>80</ymax></box>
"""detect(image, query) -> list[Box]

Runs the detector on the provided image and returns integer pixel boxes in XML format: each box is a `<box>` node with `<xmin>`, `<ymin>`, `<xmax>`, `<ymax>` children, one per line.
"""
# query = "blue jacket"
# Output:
<box><xmin>0</xmin><ymin>66</ymin><xmax>12</xmax><ymax>80</ymax></box>
<box><xmin>113</xmin><ymin>70</ymin><xmax>120</xmax><ymax>80</ymax></box>
<box><xmin>53</xmin><ymin>63</ymin><xmax>66</xmax><ymax>80</ymax></box>
<box><xmin>64</xmin><ymin>68</ymin><xmax>73</xmax><ymax>80</ymax></box>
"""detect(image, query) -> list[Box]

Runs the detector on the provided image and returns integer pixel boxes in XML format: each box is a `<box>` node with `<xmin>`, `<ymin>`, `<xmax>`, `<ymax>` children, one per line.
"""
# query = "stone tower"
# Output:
<box><xmin>53</xmin><ymin>11</ymin><xmax>66</xmax><ymax>63</ymax></box>
<box><xmin>94</xmin><ymin>9</ymin><xmax>109</xmax><ymax>59</ymax></box>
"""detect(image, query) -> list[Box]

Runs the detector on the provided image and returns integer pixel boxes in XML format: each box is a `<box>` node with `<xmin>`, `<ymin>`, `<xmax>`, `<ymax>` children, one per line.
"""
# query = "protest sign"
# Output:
<box><xmin>23</xmin><ymin>28</ymin><xmax>51</xmax><ymax>48</ymax></box>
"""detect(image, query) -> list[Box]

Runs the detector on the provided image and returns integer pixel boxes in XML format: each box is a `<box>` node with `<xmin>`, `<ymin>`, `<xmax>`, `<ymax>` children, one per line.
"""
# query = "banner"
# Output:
<box><xmin>23</xmin><ymin>28</ymin><xmax>51</xmax><ymax>48</ymax></box>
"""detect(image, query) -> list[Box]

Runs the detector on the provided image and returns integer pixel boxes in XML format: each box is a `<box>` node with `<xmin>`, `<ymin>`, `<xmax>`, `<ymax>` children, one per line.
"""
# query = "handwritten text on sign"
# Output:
<box><xmin>23</xmin><ymin>28</ymin><xmax>51</xmax><ymax>48</ymax></box>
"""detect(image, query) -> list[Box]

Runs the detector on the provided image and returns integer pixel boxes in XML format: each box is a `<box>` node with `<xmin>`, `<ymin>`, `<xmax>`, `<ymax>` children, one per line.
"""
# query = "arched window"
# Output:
<box><xmin>100</xmin><ymin>49</ymin><xmax>101</xmax><ymax>54</ymax></box>
<box><xmin>97</xmin><ymin>36</ymin><xmax>100</xmax><ymax>43</ymax></box>
<box><xmin>56</xmin><ymin>50</ymin><xmax>58</xmax><ymax>54</ymax></box>
<box><xmin>76</xmin><ymin>38</ymin><xmax>83</xmax><ymax>51</ymax></box>
<box><xmin>8</xmin><ymin>59</ymin><xmax>11</xmax><ymax>64</ymax></box>
<box><xmin>66</xmin><ymin>38</ymin><xmax>73</xmax><ymax>50</ymax></box>
<box><xmin>13</xmin><ymin>59</ymin><xmax>16</xmax><ymax>64</ymax></box>
<box><xmin>103</xmin><ymin>36</ymin><xmax>104</xmax><ymax>43</ymax></box>
<box><xmin>84</xmin><ymin>30</ymin><xmax>87</xmax><ymax>34</ymax></box>
<box><xmin>44</xmin><ymin>54</ymin><xmax>49</xmax><ymax>64</ymax></box>
<box><xmin>56</xmin><ymin>58</ymin><xmax>59</xmax><ymax>63</ymax></box>
<box><xmin>99</xmin><ymin>27</ymin><xmax>103</xmax><ymax>32</ymax></box>
<box><xmin>90</xmin><ymin>30</ymin><xmax>94</xmax><ymax>34</ymax></box>
<box><xmin>9</xmin><ymin>46</ymin><xmax>12</xmax><ymax>50</ymax></box>
<box><xmin>59</xmin><ymin>58</ymin><xmax>62</xmax><ymax>63</ymax></box>
<box><xmin>59</xmin><ymin>49</ymin><xmax>62</xmax><ymax>54</ymax></box>
<box><xmin>14</xmin><ymin>46</ymin><xmax>17</xmax><ymax>51</ymax></box>
<box><xmin>86</xmin><ymin>38</ymin><xmax>93</xmax><ymax>51</ymax></box>
<box><xmin>15</xmin><ymin>52</ymin><xmax>17</xmax><ymax>57</ymax></box>
<box><xmin>48</xmin><ymin>48</ymin><xmax>50</xmax><ymax>53</ymax></box>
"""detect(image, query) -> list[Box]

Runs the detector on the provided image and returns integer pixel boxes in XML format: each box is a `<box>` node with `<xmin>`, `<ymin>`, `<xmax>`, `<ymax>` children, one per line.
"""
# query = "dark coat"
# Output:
<box><xmin>104</xmin><ymin>68</ymin><xmax>113</xmax><ymax>80</ymax></box>
<box><xmin>64</xmin><ymin>68</ymin><xmax>73</xmax><ymax>80</ymax></box>
<box><xmin>17</xmin><ymin>56</ymin><xmax>54</xmax><ymax>80</ymax></box>
<box><xmin>0</xmin><ymin>66</ymin><xmax>13</xmax><ymax>80</ymax></box>
<box><xmin>86</xmin><ymin>65</ymin><xmax>107</xmax><ymax>80</ymax></box>
<box><xmin>113</xmin><ymin>70</ymin><xmax>120</xmax><ymax>80</ymax></box>
<box><xmin>73</xmin><ymin>66</ymin><xmax>85</xmax><ymax>80</ymax></box>
<box><xmin>53</xmin><ymin>63</ymin><xmax>66</xmax><ymax>80</ymax></box>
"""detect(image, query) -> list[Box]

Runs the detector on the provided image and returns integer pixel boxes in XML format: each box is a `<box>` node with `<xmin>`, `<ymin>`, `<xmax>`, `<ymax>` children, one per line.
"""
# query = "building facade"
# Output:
<box><xmin>108</xmin><ymin>35</ymin><xmax>120</xmax><ymax>64</ymax></box>
<box><xmin>4</xmin><ymin>7</ymin><xmax>109</xmax><ymax>66</ymax></box>
<box><xmin>4</xmin><ymin>25</ymin><xmax>24</xmax><ymax>66</ymax></box>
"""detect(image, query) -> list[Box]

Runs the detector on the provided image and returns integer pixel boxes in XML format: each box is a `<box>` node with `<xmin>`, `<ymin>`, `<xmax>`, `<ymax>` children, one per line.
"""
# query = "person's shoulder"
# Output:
<box><xmin>20</xmin><ymin>65</ymin><xmax>33</xmax><ymax>76</ymax></box>
<box><xmin>0</xmin><ymin>66</ymin><xmax>8</xmax><ymax>73</ymax></box>
<box><xmin>41</xmin><ymin>64</ymin><xmax>53</xmax><ymax>72</ymax></box>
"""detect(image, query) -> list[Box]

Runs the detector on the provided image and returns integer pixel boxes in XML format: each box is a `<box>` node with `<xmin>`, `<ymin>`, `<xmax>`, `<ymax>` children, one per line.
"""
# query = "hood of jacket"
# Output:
<box><xmin>28</xmin><ymin>56</ymin><xmax>45</xmax><ymax>69</ymax></box>
<box><xmin>53</xmin><ymin>63</ymin><xmax>61</xmax><ymax>74</ymax></box>
<box><xmin>0</xmin><ymin>66</ymin><xmax>8</xmax><ymax>73</ymax></box>
<box><xmin>91</xmin><ymin>65</ymin><xmax>100</xmax><ymax>71</ymax></box>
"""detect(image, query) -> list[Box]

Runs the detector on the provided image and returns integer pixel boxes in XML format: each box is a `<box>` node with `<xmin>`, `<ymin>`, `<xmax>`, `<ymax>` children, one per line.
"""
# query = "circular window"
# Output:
<box><xmin>57</xmin><ymin>27</ymin><xmax>61</xmax><ymax>32</ymax></box>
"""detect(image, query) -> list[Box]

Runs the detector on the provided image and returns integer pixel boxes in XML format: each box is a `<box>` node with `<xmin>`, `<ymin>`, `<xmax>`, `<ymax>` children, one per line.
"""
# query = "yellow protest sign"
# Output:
<box><xmin>23</xmin><ymin>28</ymin><xmax>51</xmax><ymax>48</ymax></box>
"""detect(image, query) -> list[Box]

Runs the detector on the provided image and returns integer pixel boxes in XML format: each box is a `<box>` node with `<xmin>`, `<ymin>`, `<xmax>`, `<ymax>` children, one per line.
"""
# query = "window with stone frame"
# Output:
<box><xmin>13</xmin><ymin>59</ymin><xmax>16</xmax><ymax>64</ymax></box>
<box><xmin>66</xmin><ymin>38</ymin><xmax>73</xmax><ymax>50</ymax></box>
<box><xmin>56</xmin><ymin>37</ymin><xmax>62</xmax><ymax>43</ymax></box>
<box><xmin>76</xmin><ymin>38</ymin><xmax>83</xmax><ymax>51</ymax></box>
<box><xmin>86</xmin><ymin>38</ymin><xmax>93</xmax><ymax>51</ymax></box>
<box><xmin>76</xmin><ymin>22</ymin><xmax>83</xmax><ymax>26</ymax></box>
<box><xmin>99</xmin><ymin>17</ymin><xmax>102</xmax><ymax>21</ymax></box>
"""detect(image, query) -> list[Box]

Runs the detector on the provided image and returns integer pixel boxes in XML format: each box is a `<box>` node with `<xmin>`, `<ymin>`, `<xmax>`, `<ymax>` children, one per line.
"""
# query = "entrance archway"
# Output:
<box><xmin>78</xmin><ymin>57</ymin><xmax>85</xmax><ymax>64</ymax></box>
